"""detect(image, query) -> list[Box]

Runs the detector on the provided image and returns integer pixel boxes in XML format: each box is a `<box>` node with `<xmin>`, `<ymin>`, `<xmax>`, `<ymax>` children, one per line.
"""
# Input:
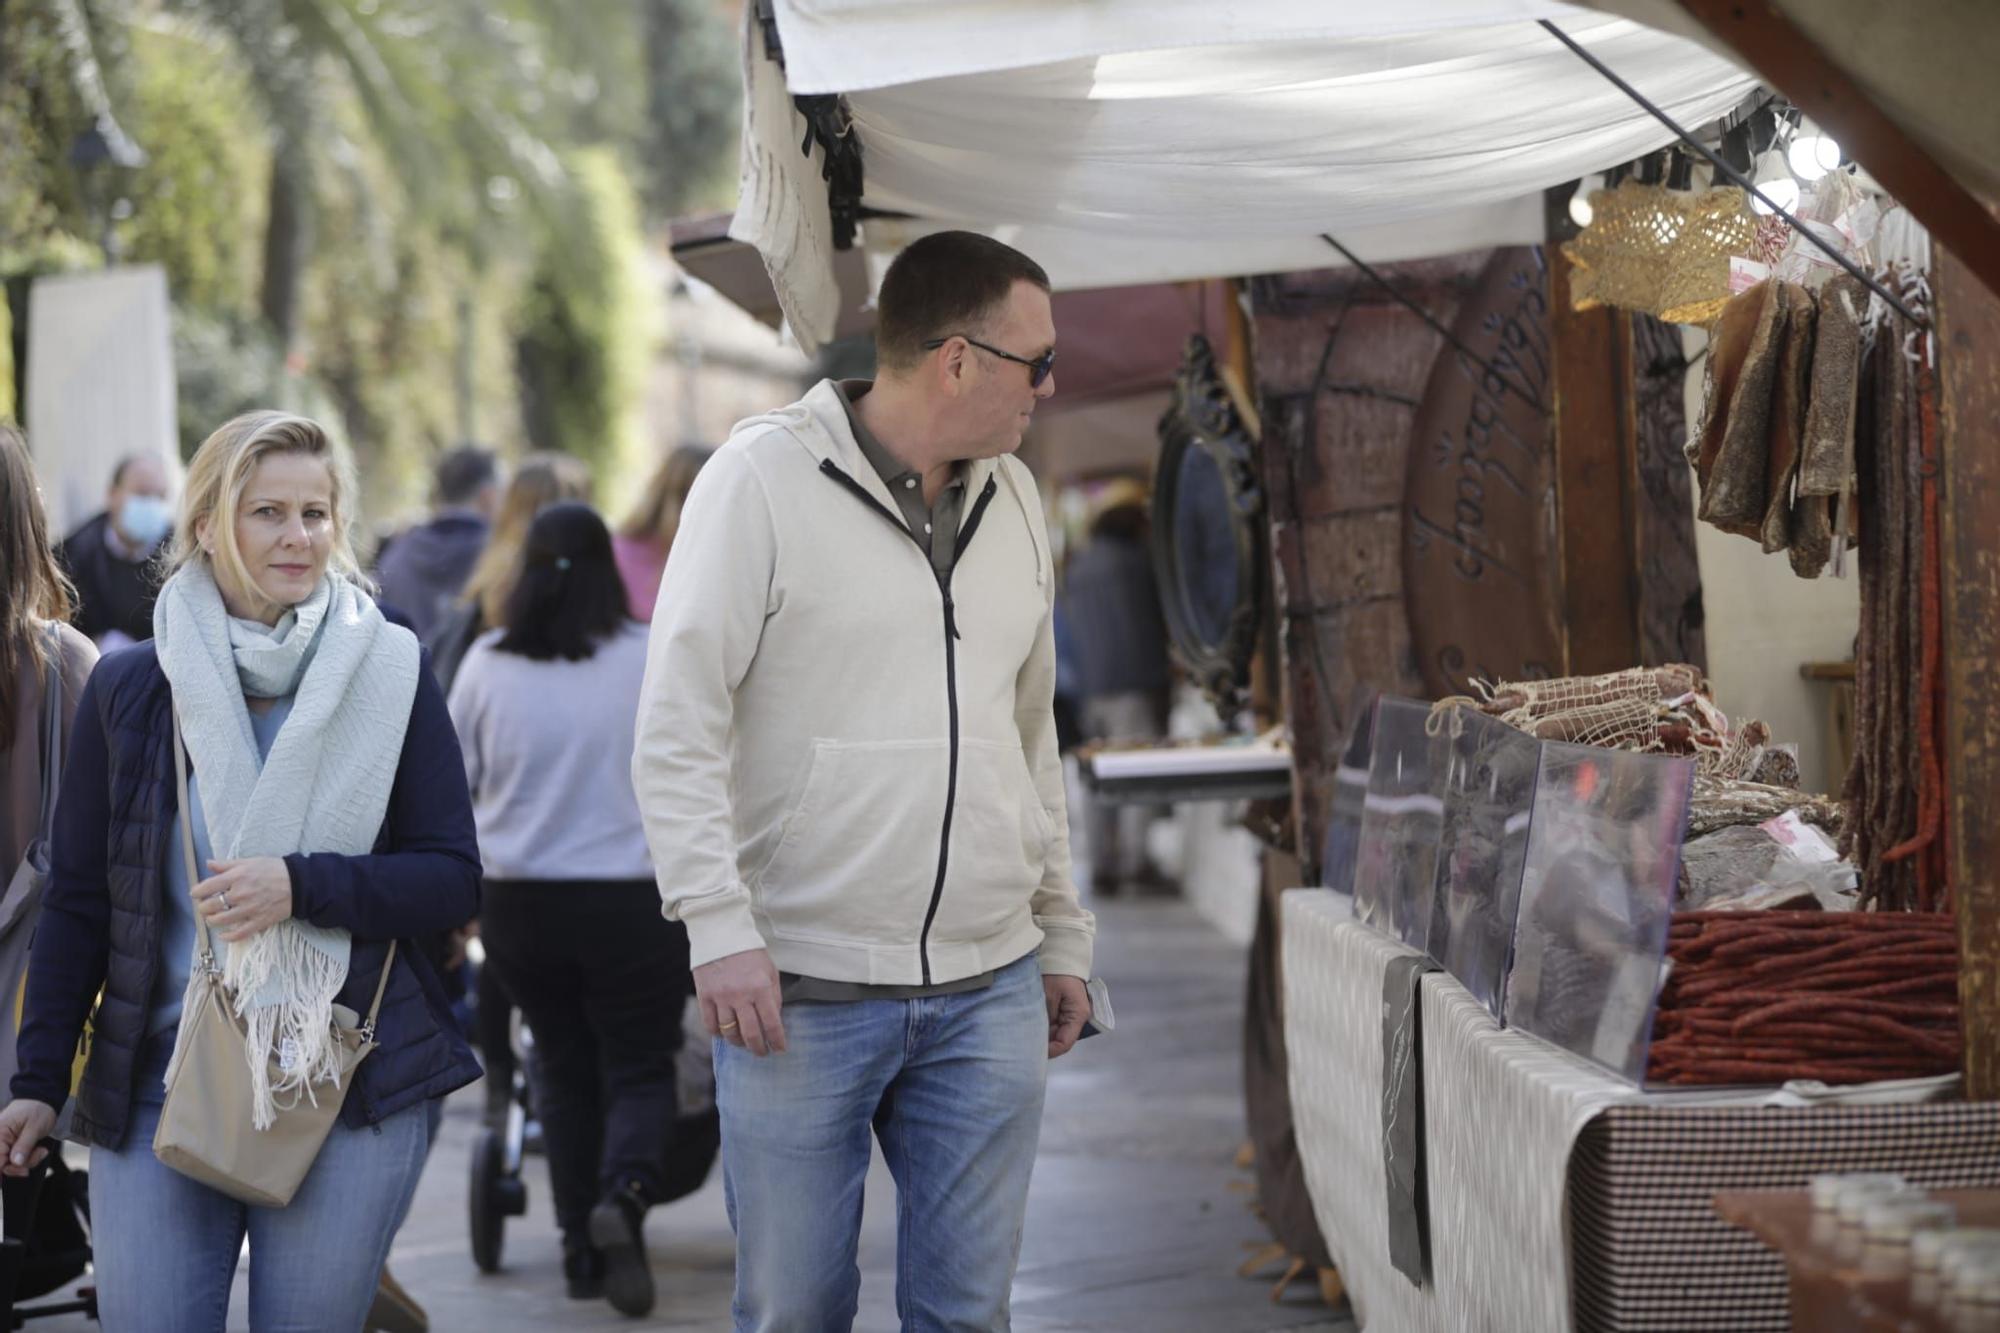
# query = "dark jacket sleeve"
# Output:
<box><xmin>12</xmin><ymin>669</ymin><xmax>115</xmax><ymax>1108</ymax></box>
<box><xmin>284</xmin><ymin>657</ymin><xmax>482</xmax><ymax>939</ymax></box>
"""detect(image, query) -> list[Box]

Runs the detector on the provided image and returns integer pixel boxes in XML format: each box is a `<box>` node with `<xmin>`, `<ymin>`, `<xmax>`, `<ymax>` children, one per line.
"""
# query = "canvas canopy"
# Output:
<box><xmin>731</xmin><ymin>1</ymin><xmax>1760</xmax><ymax>350</ymax></box>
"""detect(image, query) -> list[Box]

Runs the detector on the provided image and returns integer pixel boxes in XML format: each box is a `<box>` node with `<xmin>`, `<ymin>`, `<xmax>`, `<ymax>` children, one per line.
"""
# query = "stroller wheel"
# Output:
<box><xmin>468</xmin><ymin>1125</ymin><xmax>516</xmax><ymax>1273</ymax></box>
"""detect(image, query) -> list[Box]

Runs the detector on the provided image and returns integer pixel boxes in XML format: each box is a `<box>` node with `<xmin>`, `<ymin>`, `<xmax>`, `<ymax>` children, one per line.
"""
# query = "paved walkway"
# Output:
<box><xmin>25</xmin><ymin>898</ymin><xmax>1352</xmax><ymax>1332</ymax></box>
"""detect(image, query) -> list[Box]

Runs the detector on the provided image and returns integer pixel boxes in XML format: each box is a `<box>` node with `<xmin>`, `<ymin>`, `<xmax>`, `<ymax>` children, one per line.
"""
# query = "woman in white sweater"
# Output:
<box><xmin>447</xmin><ymin>501</ymin><xmax>687</xmax><ymax>1318</ymax></box>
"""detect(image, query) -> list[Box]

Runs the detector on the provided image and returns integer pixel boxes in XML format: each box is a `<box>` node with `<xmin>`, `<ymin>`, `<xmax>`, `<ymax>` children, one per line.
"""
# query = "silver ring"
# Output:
<box><xmin>217</xmin><ymin>891</ymin><xmax>231</xmax><ymax>913</ymax></box>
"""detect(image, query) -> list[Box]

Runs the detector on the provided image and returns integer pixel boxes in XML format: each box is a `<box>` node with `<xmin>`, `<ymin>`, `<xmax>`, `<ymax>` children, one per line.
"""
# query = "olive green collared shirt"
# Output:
<box><xmin>776</xmin><ymin>382</ymin><xmax>1002</xmax><ymax>1005</ymax></box>
<box><xmin>839</xmin><ymin>379</ymin><xmax>967</xmax><ymax>576</ymax></box>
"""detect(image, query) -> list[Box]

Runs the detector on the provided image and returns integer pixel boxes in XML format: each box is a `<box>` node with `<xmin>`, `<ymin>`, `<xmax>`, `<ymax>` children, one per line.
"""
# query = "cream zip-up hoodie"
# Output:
<box><xmin>632</xmin><ymin>380</ymin><xmax>1095</xmax><ymax>984</ymax></box>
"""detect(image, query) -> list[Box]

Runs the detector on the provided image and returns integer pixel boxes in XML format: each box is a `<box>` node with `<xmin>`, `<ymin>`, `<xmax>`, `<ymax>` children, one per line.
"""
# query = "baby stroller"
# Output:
<box><xmin>468</xmin><ymin>994</ymin><xmax>720</xmax><ymax>1273</ymax></box>
<box><xmin>0</xmin><ymin>911</ymin><xmax>96</xmax><ymax>1319</ymax></box>
<box><xmin>467</xmin><ymin>1004</ymin><xmax>537</xmax><ymax>1273</ymax></box>
<box><xmin>1</xmin><ymin>1157</ymin><xmax>95</xmax><ymax>1325</ymax></box>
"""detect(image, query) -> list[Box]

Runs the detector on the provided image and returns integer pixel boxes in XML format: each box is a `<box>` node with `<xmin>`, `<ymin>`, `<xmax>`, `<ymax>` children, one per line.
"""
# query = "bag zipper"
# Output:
<box><xmin>820</xmin><ymin>459</ymin><xmax>998</xmax><ymax>982</ymax></box>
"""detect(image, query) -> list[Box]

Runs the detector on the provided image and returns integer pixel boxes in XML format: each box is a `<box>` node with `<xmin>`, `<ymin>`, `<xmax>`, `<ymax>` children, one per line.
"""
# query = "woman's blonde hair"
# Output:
<box><xmin>461</xmin><ymin>452</ymin><xmax>592</xmax><ymax>627</ymax></box>
<box><xmin>619</xmin><ymin>445</ymin><xmax>713</xmax><ymax>550</ymax></box>
<box><xmin>0</xmin><ymin>423</ymin><xmax>77</xmax><ymax>751</ymax></box>
<box><xmin>168</xmin><ymin>411</ymin><xmax>363</xmax><ymax>616</ymax></box>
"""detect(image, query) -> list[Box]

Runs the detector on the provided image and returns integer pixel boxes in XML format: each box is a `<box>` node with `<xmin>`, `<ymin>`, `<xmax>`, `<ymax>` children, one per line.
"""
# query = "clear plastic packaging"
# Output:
<box><xmin>1503</xmin><ymin>741</ymin><xmax>1695</xmax><ymax>1081</ymax></box>
<box><xmin>1859</xmin><ymin>1198</ymin><xmax>1957</xmax><ymax>1244</ymax></box>
<box><xmin>1916</xmin><ymin>1229</ymin><xmax>2000</xmax><ymax>1275</ymax></box>
<box><xmin>1812</xmin><ymin>1172</ymin><xmax>1909</xmax><ymax>1211</ymax></box>
<box><xmin>1321</xmin><ymin>696</ymin><xmax>1378</xmax><ymax>898</ymax></box>
<box><xmin>1352</xmin><ymin>697</ymin><xmax>1446</xmax><ymax>951</ymax></box>
<box><xmin>1838</xmin><ymin>1180</ymin><xmax>1923</xmax><ymax>1223</ymax></box>
<box><xmin>1426</xmin><ymin>706</ymin><xmax>1540</xmax><ymax>1016</ymax></box>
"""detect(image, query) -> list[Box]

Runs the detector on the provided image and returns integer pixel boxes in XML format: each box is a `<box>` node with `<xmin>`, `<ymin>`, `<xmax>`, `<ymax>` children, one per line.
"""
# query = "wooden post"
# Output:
<box><xmin>1935</xmin><ymin>245</ymin><xmax>2000</xmax><ymax>1099</ymax></box>
<box><xmin>1546</xmin><ymin>191</ymin><xmax>1642</xmax><ymax>675</ymax></box>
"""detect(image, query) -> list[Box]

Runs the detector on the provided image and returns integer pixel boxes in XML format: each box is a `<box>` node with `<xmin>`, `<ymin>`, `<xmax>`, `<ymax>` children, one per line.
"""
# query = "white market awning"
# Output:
<box><xmin>731</xmin><ymin>1</ymin><xmax>1759</xmax><ymax>350</ymax></box>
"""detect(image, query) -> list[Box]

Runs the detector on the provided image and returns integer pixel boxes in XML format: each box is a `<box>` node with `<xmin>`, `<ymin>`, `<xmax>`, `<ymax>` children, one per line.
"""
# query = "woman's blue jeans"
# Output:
<box><xmin>87</xmin><ymin>1041</ymin><xmax>431</xmax><ymax>1332</ymax></box>
<box><xmin>718</xmin><ymin>952</ymin><xmax>1049</xmax><ymax>1333</ymax></box>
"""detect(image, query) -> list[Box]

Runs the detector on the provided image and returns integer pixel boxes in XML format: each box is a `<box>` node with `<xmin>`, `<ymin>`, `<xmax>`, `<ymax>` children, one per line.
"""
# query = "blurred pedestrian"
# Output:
<box><xmin>421</xmin><ymin>451</ymin><xmax>590</xmax><ymax>1129</ymax></box>
<box><xmin>56</xmin><ymin>452</ymin><xmax>172</xmax><ymax>649</ymax></box>
<box><xmin>449</xmin><ymin>501</ymin><xmax>690</xmax><ymax>1317</ymax></box>
<box><xmin>612</xmin><ymin>445</ymin><xmax>712</xmax><ymax>621</ymax></box>
<box><xmin>1060</xmin><ymin>477</ymin><xmax>1172</xmax><ymax>893</ymax></box>
<box><xmin>1</xmin><ymin>420</ymin><xmax>98</xmax><ymax>937</ymax></box>
<box><xmin>633</xmin><ymin>230</ymin><xmax>1094</xmax><ymax>1330</ymax></box>
<box><xmin>0</xmin><ymin>425</ymin><xmax>98</xmax><ymax>1310</ymax></box>
<box><xmin>426</xmin><ymin>452</ymin><xmax>590</xmax><ymax>694</ymax></box>
<box><xmin>0</xmin><ymin>411</ymin><xmax>481</xmax><ymax>1331</ymax></box>
<box><xmin>375</xmin><ymin>444</ymin><xmax>503</xmax><ymax>640</ymax></box>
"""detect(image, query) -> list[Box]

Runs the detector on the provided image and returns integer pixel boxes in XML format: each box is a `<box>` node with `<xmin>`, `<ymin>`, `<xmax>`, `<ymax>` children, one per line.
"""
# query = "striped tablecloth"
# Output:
<box><xmin>1280</xmin><ymin>889</ymin><xmax>2000</xmax><ymax>1332</ymax></box>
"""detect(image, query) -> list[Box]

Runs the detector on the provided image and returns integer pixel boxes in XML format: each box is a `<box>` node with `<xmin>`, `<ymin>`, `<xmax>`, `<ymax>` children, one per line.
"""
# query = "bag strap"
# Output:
<box><xmin>32</xmin><ymin>625</ymin><xmax>65</xmax><ymax>843</ymax></box>
<box><xmin>170</xmin><ymin>708</ymin><xmax>217</xmax><ymax>975</ymax></box>
<box><xmin>361</xmin><ymin>939</ymin><xmax>397</xmax><ymax>1040</ymax></box>
<box><xmin>169</xmin><ymin>705</ymin><xmax>398</xmax><ymax>1030</ymax></box>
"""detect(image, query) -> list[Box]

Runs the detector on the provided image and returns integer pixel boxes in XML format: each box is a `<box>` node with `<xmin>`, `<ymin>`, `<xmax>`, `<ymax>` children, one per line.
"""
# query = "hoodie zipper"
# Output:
<box><xmin>821</xmin><ymin>459</ymin><xmax>999</xmax><ymax>983</ymax></box>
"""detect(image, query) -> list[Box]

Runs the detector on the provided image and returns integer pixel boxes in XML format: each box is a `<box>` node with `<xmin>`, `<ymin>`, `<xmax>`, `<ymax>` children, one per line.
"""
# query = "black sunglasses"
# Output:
<box><xmin>922</xmin><ymin>334</ymin><xmax>1056</xmax><ymax>388</ymax></box>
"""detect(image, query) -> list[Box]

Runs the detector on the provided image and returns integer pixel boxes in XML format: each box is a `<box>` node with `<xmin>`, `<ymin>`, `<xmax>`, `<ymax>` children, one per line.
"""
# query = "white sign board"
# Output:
<box><xmin>26</xmin><ymin>265</ymin><xmax>181</xmax><ymax>536</ymax></box>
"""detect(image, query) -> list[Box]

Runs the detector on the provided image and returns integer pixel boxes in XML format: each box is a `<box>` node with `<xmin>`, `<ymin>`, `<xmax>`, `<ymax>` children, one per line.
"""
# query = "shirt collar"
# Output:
<box><xmin>838</xmin><ymin>380</ymin><xmax>965</xmax><ymax>496</ymax></box>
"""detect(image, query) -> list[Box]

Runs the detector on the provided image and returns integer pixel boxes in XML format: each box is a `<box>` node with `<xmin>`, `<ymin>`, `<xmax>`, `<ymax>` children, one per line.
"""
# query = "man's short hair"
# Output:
<box><xmin>434</xmin><ymin>444</ymin><xmax>499</xmax><ymax>506</ymax></box>
<box><xmin>875</xmin><ymin>232</ymin><xmax>1051</xmax><ymax>373</ymax></box>
<box><xmin>108</xmin><ymin>453</ymin><xmax>156</xmax><ymax>489</ymax></box>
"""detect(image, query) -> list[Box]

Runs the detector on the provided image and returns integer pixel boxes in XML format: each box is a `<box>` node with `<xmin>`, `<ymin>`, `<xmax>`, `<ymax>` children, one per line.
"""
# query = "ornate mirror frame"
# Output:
<box><xmin>1150</xmin><ymin>334</ymin><xmax>1267</xmax><ymax>722</ymax></box>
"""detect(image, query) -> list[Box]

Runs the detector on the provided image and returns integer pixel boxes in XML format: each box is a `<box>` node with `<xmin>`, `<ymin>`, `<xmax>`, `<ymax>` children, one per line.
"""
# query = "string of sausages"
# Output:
<box><xmin>1841</xmin><ymin>304</ymin><xmax>1948</xmax><ymax>912</ymax></box>
<box><xmin>1647</xmin><ymin>910</ymin><xmax>1959</xmax><ymax>1086</ymax></box>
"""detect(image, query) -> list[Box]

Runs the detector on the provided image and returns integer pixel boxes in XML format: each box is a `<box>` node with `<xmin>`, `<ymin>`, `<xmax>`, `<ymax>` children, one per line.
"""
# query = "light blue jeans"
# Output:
<box><xmin>88</xmin><ymin>1042</ymin><xmax>431</xmax><ymax>1332</ymax></box>
<box><xmin>719</xmin><ymin>952</ymin><xmax>1049</xmax><ymax>1333</ymax></box>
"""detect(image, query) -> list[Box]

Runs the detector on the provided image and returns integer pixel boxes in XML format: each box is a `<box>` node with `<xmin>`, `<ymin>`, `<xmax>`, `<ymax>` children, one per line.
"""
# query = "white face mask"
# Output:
<box><xmin>116</xmin><ymin>493</ymin><xmax>173</xmax><ymax>547</ymax></box>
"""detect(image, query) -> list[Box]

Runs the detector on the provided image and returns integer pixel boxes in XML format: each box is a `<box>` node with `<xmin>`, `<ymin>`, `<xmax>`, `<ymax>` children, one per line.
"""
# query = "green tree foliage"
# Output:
<box><xmin>515</xmin><ymin>149</ymin><xmax>653</xmax><ymax>483</ymax></box>
<box><xmin>641</xmin><ymin>0</ymin><xmax>740</xmax><ymax>215</ymax></box>
<box><xmin>120</xmin><ymin>22</ymin><xmax>264</xmax><ymax>318</ymax></box>
<box><xmin>0</xmin><ymin>0</ymin><xmax>737</xmax><ymax>515</ymax></box>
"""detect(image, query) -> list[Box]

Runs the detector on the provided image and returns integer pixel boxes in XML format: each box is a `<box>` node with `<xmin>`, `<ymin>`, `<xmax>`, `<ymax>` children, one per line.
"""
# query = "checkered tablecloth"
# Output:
<box><xmin>1280</xmin><ymin>889</ymin><xmax>2000</xmax><ymax>1332</ymax></box>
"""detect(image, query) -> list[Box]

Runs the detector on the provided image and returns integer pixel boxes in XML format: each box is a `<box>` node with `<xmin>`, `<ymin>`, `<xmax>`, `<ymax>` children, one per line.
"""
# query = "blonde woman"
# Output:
<box><xmin>0</xmin><ymin>412</ymin><xmax>481</xmax><ymax>1331</ymax></box>
<box><xmin>612</xmin><ymin>445</ymin><xmax>711</xmax><ymax>620</ymax></box>
<box><xmin>425</xmin><ymin>451</ymin><xmax>591</xmax><ymax>692</ymax></box>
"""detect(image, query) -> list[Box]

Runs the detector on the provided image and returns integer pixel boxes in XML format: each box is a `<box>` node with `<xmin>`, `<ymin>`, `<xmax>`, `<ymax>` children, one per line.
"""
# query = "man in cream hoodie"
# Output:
<box><xmin>633</xmin><ymin>231</ymin><xmax>1095</xmax><ymax>1329</ymax></box>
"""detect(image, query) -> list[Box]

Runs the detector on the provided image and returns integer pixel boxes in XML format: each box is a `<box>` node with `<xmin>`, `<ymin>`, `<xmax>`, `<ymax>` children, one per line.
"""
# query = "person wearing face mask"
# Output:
<box><xmin>56</xmin><ymin>453</ymin><xmax>174</xmax><ymax>649</ymax></box>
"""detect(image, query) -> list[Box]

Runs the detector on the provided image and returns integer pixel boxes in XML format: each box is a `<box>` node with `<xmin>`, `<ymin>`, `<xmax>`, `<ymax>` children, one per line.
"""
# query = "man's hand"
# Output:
<box><xmin>695</xmin><ymin>947</ymin><xmax>787</xmax><ymax>1057</ymax></box>
<box><xmin>1044</xmin><ymin>974</ymin><xmax>1091</xmax><ymax>1059</ymax></box>
<box><xmin>195</xmin><ymin>857</ymin><xmax>294</xmax><ymax>943</ymax></box>
<box><xmin>0</xmin><ymin>1099</ymin><xmax>57</xmax><ymax>1177</ymax></box>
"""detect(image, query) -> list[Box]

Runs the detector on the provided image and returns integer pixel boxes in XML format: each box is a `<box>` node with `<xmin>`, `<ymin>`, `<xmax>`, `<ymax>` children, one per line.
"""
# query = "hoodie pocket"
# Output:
<box><xmin>936</xmin><ymin>738</ymin><xmax>1052</xmax><ymax>941</ymax></box>
<box><xmin>755</xmin><ymin>739</ymin><xmax>949</xmax><ymax>943</ymax></box>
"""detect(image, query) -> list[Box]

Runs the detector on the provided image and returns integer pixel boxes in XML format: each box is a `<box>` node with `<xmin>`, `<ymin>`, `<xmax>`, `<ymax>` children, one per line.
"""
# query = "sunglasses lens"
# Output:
<box><xmin>1032</xmin><ymin>357</ymin><xmax>1054</xmax><ymax>388</ymax></box>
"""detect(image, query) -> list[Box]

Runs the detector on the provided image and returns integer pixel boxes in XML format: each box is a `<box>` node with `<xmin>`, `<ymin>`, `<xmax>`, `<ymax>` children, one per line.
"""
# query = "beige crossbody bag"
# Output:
<box><xmin>152</xmin><ymin>713</ymin><xmax>395</xmax><ymax>1207</ymax></box>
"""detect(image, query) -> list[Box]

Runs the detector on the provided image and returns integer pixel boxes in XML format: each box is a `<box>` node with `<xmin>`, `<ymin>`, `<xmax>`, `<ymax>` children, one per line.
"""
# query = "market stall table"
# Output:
<box><xmin>1281</xmin><ymin>889</ymin><xmax>2000</xmax><ymax>1331</ymax></box>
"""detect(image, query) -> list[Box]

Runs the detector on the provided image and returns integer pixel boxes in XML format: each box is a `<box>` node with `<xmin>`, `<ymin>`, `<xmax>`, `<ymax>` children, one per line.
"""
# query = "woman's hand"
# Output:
<box><xmin>195</xmin><ymin>857</ymin><xmax>295</xmax><ymax>942</ymax></box>
<box><xmin>0</xmin><ymin>1099</ymin><xmax>58</xmax><ymax>1177</ymax></box>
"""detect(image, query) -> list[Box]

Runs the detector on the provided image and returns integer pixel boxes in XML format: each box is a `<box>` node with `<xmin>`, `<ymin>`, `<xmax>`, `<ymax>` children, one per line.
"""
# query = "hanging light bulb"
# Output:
<box><xmin>1750</xmin><ymin>148</ymin><xmax>1800</xmax><ymax>216</ymax></box>
<box><xmin>1569</xmin><ymin>172</ymin><xmax>1604</xmax><ymax>228</ymax></box>
<box><xmin>1787</xmin><ymin>119</ymin><xmax>1844</xmax><ymax>183</ymax></box>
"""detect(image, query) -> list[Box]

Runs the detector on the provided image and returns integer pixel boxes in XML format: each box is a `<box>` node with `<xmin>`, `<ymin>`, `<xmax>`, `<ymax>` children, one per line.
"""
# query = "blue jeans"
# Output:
<box><xmin>719</xmin><ymin>952</ymin><xmax>1048</xmax><ymax>1333</ymax></box>
<box><xmin>88</xmin><ymin>1041</ymin><xmax>432</xmax><ymax>1332</ymax></box>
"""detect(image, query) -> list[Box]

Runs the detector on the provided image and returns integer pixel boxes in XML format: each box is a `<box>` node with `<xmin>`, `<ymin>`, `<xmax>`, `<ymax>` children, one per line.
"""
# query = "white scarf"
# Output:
<box><xmin>153</xmin><ymin>562</ymin><xmax>420</xmax><ymax>1127</ymax></box>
